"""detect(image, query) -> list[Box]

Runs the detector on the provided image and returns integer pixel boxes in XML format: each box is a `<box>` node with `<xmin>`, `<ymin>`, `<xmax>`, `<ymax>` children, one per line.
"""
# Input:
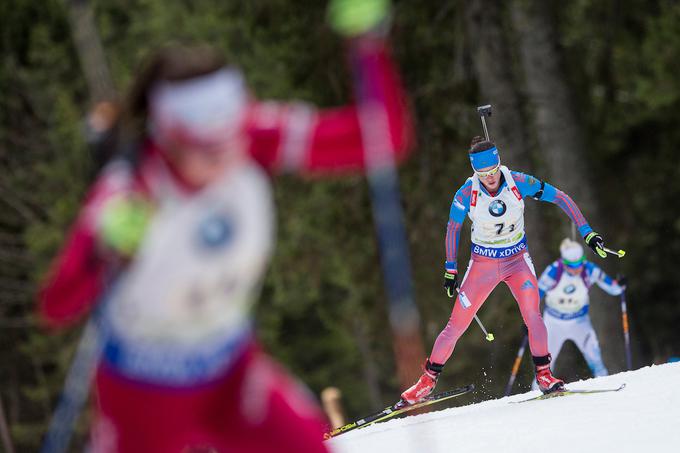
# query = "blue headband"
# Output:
<box><xmin>469</xmin><ymin>147</ymin><xmax>500</xmax><ymax>171</ymax></box>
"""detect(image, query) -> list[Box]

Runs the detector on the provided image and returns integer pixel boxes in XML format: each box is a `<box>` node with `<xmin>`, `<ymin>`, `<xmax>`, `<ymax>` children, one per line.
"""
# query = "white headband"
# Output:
<box><xmin>149</xmin><ymin>68</ymin><xmax>248</xmax><ymax>147</ymax></box>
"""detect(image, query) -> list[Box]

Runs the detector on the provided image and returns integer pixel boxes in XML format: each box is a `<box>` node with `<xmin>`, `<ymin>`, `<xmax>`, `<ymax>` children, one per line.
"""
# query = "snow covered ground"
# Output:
<box><xmin>327</xmin><ymin>362</ymin><xmax>680</xmax><ymax>453</ymax></box>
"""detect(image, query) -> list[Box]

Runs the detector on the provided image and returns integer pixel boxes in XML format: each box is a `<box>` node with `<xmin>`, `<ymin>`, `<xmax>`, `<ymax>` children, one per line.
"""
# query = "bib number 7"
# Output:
<box><xmin>495</xmin><ymin>223</ymin><xmax>516</xmax><ymax>235</ymax></box>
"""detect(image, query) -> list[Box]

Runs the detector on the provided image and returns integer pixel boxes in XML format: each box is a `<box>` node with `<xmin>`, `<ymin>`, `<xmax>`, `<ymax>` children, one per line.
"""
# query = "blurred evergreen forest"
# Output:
<box><xmin>1</xmin><ymin>0</ymin><xmax>679</xmax><ymax>450</ymax></box>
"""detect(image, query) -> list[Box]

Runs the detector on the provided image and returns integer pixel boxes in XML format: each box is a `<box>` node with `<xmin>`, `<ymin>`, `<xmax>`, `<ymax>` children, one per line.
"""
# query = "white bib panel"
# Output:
<box><xmin>545</xmin><ymin>271</ymin><xmax>590</xmax><ymax>315</ymax></box>
<box><xmin>106</xmin><ymin>162</ymin><xmax>274</xmax><ymax>348</ymax></box>
<box><xmin>469</xmin><ymin>166</ymin><xmax>525</xmax><ymax>247</ymax></box>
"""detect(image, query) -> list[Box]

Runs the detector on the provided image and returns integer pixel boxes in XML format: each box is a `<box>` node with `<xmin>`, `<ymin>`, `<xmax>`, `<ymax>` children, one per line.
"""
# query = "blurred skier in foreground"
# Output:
<box><xmin>401</xmin><ymin>136</ymin><xmax>613</xmax><ymax>403</ymax></box>
<box><xmin>37</xmin><ymin>0</ymin><xmax>413</xmax><ymax>451</ymax></box>
<box><xmin>530</xmin><ymin>238</ymin><xmax>626</xmax><ymax>388</ymax></box>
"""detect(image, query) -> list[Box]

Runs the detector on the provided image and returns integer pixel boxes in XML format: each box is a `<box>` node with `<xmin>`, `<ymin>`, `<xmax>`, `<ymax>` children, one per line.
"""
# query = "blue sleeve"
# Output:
<box><xmin>512</xmin><ymin>171</ymin><xmax>593</xmax><ymax>237</ymax></box>
<box><xmin>537</xmin><ymin>260</ymin><xmax>560</xmax><ymax>299</ymax></box>
<box><xmin>449</xmin><ymin>179</ymin><xmax>471</xmax><ymax>223</ymax></box>
<box><xmin>512</xmin><ymin>171</ymin><xmax>544</xmax><ymax>199</ymax></box>
<box><xmin>585</xmin><ymin>262</ymin><xmax>624</xmax><ymax>296</ymax></box>
<box><xmin>445</xmin><ymin>179</ymin><xmax>471</xmax><ymax>272</ymax></box>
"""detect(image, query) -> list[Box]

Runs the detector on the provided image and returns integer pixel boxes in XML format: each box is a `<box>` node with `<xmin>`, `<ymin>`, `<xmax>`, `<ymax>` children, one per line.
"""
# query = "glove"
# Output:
<box><xmin>443</xmin><ymin>271</ymin><xmax>458</xmax><ymax>298</ymax></box>
<box><xmin>584</xmin><ymin>231</ymin><xmax>607</xmax><ymax>258</ymax></box>
<box><xmin>327</xmin><ymin>0</ymin><xmax>390</xmax><ymax>37</ymax></box>
<box><xmin>616</xmin><ymin>274</ymin><xmax>628</xmax><ymax>290</ymax></box>
<box><xmin>99</xmin><ymin>194</ymin><xmax>153</xmax><ymax>257</ymax></box>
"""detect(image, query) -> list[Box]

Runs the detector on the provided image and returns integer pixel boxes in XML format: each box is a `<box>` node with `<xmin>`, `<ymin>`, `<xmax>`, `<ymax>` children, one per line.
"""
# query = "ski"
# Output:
<box><xmin>324</xmin><ymin>384</ymin><xmax>475</xmax><ymax>439</ymax></box>
<box><xmin>511</xmin><ymin>383</ymin><xmax>626</xmax><ymax>404</ymax></box>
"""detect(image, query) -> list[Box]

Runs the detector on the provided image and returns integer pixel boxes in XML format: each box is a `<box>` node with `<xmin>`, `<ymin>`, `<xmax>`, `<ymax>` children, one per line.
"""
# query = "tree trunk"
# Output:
<box><xmin>464</xmin><ymin>0</ymin><xmax>549</xmax><ymax>267</ymax></box>
<box><xmin>510</xmin><ymin>0</ymin><xmax>626</xmax><ymax>374</ymax></box>
<box><xmin>353</xmin><ymin>317</ymin><xmax>383</xmax><ymax>408</ymax></box>
<box><xmin>463</xmin><ymin>1</ymin><xmax>553</xmax><ymax>391</ymax></box>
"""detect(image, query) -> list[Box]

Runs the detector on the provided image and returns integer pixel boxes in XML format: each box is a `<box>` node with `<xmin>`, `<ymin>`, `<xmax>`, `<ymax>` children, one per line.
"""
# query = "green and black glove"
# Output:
<box><xmin>327</xmin><ymin>0</ymin><xmax>390</xmax><ymax>37</ymax></box>
<box><xmin>616</xmin><ymin>274</ymin><xmax>628</xmax><ymax>290</ymax></box>
<box><xmin>99</xmin><ymin>194</ymin><xmax>153</xmax><ymax>257</ymax></box>
<box><xmin>584</xmin><ymin>231</ymin><xmax>607</xmax><ymax>258</ymax></box>
<box><xmin>443</xmin><ymin>271</ymin><xmax>459</xmax><ymax>298</ymax></box>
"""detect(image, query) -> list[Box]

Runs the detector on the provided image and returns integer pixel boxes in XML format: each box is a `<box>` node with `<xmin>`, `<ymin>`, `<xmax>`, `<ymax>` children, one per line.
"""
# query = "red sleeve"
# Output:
<box><xmin>247</xmin><ymin>39</ymin><xmax>413</xmax><ymax>175</ymax></box>
<box><xmin>38</xmin><ymin>223</ymin><xmax>105</xmax><ymax>328</ymax></box>
<box><xmin>37</xmin><ymin>160</ymin><xmax>137</xmax><ymax>328</ymax></box>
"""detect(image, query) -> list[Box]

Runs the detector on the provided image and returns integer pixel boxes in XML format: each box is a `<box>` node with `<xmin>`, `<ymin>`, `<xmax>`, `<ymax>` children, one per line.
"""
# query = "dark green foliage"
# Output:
<box><xmin>1</xmin><ymin>1</ymin><xmax>679</xmax><ymax>450</ymax></box>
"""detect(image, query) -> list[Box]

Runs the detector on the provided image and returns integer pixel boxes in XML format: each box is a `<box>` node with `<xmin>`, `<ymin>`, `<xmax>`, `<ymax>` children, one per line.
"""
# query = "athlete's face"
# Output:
<box><xmin>167</xmin><ymin>134</ymin><xmax>249</xmax><ymax>187</ymax></box>
<box><xmin>477</xmin><ymin>164</ymin><xmax>502</xmax><ymax>192</ymax></box>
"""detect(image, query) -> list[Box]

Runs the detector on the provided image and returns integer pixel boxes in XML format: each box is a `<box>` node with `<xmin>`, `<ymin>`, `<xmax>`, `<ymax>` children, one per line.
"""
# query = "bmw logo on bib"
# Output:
<box><xmin>488</xmin><ymin>200</ymin><xmax>506</xmax><ymax>217</ymax></box>
<box><xmin>198</xmin><ymin>214</ymin><xmax>234</xmax><ymax>249</ymax></box>
<box><xmin>564</xmin><ymin>284</ymin><xmax>576</xmax><ymax>294</ymax></box>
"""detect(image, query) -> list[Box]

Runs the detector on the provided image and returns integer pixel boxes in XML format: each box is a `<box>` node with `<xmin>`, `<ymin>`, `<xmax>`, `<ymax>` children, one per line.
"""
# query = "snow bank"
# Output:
<box><xmin>328</xmin><ymin>362</ymin><xmax>680</xmax><ymax>453</ymax></box>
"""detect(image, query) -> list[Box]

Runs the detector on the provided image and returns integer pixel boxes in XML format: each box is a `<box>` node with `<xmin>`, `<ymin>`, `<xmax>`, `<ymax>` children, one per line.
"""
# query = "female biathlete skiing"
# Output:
<box><xmin>401</xmin><ymin>136</ymin><xmax>612</xmax><ymax>404</ymax></box>
<box><xmin>530</xmin><ymin>238</ymin><xmax>626</xmax><ymax>387</ymax></box>
<box><xmin>38</xmin><ymin>1</ymin><xmax>412</xmax><ymax>451</ymax></box>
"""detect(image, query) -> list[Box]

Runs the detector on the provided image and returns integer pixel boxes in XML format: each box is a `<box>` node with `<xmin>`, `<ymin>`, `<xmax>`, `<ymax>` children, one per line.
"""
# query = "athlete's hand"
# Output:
<box><xmin>616</xmin><ymin>274</ymin><xmax>628</xmax><ymax>290</ymax></box>
<box><xmin>327</xmin><ymin>0</ymin><xmax>390</xmax><ymax>37</ymax></box>
<box><xmin>584</xmin><ymin>231</ymin><xmax>607</xmax><ymax>258</ymax></box>
<box><xmin>99</xmin><ymin>194</ymin><xmax>153</xmax><ymax>257</ymax></box>
<box><xmin>443</xmin><ymin>271</ymin><xmax>459</xmax><ymax>298</ymax></box>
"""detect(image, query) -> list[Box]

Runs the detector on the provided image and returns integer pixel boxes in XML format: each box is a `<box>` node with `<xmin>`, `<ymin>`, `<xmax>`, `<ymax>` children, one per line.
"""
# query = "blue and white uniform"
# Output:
<box><xmin>537</xmin><ymin>254</ymin><xmax>624</xmax><ymax>377</ymax></box>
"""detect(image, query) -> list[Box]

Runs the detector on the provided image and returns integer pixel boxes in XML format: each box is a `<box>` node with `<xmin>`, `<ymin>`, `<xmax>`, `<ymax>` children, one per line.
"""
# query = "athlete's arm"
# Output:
<box><xmin>37</xmin><ymin>160</ymin><xmax>145</xmax><ymax>328</ymax></box>
<box><xmin>37</xmin><ymin>164</ymin><xmax>128</xmax><ymax>328</ymax></box>
<box><xmin>248</xmin><ymin>38</ymin><xmax>413</xmax><ymax>174</ymax></box>
<box><xmin>512</xmin><ymin>172</ymin><xmax>593</xmax><ymax>237</ymax></box>
<box><xmin>445</xmin><ymin>179</ymin><xmax>472</xmax><ymax>273</ymax></box>
<box><xmin>585</xmin><ymin>262</ymin><xmax>625</xmax><ymax>296</ymax></box>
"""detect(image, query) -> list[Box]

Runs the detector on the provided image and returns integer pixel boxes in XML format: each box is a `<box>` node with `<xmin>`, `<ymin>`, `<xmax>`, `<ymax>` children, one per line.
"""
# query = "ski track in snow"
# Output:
<box><xmin>327</xmin><ymin>362</ymin><xmax>680</xmax><ymax>453</ymax></box>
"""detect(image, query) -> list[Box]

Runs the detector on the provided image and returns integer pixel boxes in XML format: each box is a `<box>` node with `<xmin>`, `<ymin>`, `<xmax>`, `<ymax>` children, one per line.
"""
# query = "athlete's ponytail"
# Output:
<box><xmin>469</xmin><ymin>136</ymin><xmax>495</xmax><ymax>154</ymax></box>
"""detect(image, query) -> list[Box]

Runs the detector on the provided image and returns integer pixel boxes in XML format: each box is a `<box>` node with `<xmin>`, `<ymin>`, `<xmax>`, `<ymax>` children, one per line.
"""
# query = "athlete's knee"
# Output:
<box><xmin>524</xmin><ymin>313</ymin><xmax>546</xmax><ymax>332</ymax></box>
<box><xmin>440</xmin><ymin>319</ymin><xmax>467</xmax><ymax>344</ymax></box>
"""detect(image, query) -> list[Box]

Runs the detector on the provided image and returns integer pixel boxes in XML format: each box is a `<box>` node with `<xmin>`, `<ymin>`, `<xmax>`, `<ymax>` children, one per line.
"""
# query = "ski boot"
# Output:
<box><xmin>533</xmin><ymin>354</ymin><xmax>565</xmax><ymax>394</ymax></box>
<box><xmin>400</xmin><ymin>359</ymin><xmax>443</xmax><ymax>405</ymax></box>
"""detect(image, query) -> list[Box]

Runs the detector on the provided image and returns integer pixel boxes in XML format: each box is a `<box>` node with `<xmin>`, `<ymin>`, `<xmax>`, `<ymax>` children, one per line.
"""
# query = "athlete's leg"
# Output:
<box><xmin>545</xmin><ymin>315</ymin><xmax>568</xmax><ymax>369</ymax></box>
<box><xmin>224</xmin><ymin>352</ymin><xmax>330</xmax><ymax>453</ymax></box>
<box><xmin>503</xmin><ymin>253</ymin><xmax>548</xmax><ymax>357</ymax></box>
<box><xmin>92</xmin><ymin>366</ymin><xmax>207</xmax><ymax>453</ymax></box>
<box><xmin>429</xmin><ymin>256</ymin><xmax>500</xmax><ymax>365</ymax></box>
<box><xmin>574</xmin><ymin>316</ymin><xmax>609</xmax><ymax>377</ymax></box>
<box><xmin>92</xmin><ymin>345</ymin><xmax>329</xmax><ymax>453</ymax></box>
<box><xmin>505</xmin><ymin>253</ymin><xmax>564</xmax><ymax>393</ymax></box>
<box><xmin>531</xmin><ymin>315</ymin><xmax>566</xmax><ymax>390</ymax></box>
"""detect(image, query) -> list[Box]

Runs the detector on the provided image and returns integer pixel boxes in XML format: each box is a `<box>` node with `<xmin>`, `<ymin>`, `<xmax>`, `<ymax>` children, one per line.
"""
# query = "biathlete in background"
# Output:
<box><xmin>530</xmin><ymin>238</ymin><xmax>626</xmax><ymax>388</ymax></box>
<box><xmin>37</xmin><ymin>1</ymin><xmax>413</xmax><ymax>451</ymax></box>
<box><xmin>401</xmin><ymin>136</ymin><xmax>613</xmax><ymax>403</ymax></box>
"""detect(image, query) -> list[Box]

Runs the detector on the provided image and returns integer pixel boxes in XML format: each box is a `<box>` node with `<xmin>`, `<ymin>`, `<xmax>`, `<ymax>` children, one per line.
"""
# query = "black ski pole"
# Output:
<box><xmin>41</xmin><ymin>302</ymin><xmax>108</xmax><ymax>453</ymax></box>
<box><xmin>455</xmin><ymin>286</ymin><xmax>495</xmax><ymax>342</ymax></box>
<box><xmin>42</xmin><ymin>3</ymin><xmax>117</xmax><ymax>450</ymax></box>
<box><xmin>346</xmin><ymin>23</ymin><xmax>425</xmax><ymax>387</ymax></box>
<box><xmin>504</xmin><ymin>333</ymin><xmax>528</xmax><ymax>396</ymax></box>
<box><xmin>620</xmin><ymin>290</ymin><xmax>632</xmax><ymax>370</ymax></box>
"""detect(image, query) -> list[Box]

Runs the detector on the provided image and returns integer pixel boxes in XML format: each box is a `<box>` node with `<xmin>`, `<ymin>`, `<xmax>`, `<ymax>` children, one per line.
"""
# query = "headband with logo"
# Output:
<box><xmin>469</xmin><ymin>147</ymin><xmax>500</xmax><ymax>171</ymax></box>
